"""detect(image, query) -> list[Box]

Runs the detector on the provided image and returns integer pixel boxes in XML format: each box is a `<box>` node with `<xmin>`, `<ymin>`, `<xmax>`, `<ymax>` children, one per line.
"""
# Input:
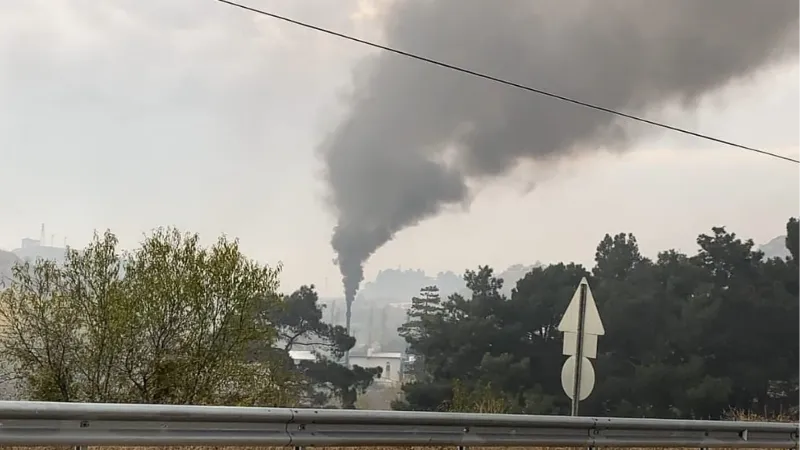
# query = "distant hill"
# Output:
<box><xmin>12</xmin><ymin>245</ymin><xmax>67</xmax><ymax>265</ymax></box>
<box><xmin>0</xmin><ymin>244</ymin><xmax>68</xmax><ymax>287</ymax></box>
<box><xmin>355</xmin><ymin>262</ymin><xmax>542</xmax><ymax>304</ymax></box>
<box><xmin>0</xmin><ymin>250</ymin><xmax>21</xmax><ymax>286</ymax></box>
<box><xmin>352</xmin><ymin>232</ymin><xmax>792</xmax><ymax>304</ymax></box>
<box><xmin>759</xmin><ymin>235</ymin><xmax>790</xmax><ymax>260</ymax></box>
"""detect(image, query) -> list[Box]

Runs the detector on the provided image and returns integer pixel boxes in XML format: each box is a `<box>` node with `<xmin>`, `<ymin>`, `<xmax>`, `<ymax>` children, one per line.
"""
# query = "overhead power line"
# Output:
<box><xmin>215</xmin><ymin>0</ymin><xmax>799</xmax><ymax>165</ymax></box>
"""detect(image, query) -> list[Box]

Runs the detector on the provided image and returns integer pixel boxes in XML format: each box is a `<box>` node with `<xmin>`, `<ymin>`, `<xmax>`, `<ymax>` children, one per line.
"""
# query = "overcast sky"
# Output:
<box><xmin>1</xmin><ymin>0</ymin><xmax>797</xmax><ymax>297</ymax></box>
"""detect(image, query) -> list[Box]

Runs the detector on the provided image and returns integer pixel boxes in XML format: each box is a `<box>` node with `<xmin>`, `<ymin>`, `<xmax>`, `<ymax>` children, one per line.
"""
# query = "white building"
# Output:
<box><xmin>288</xmin><ymin>348</ymin><xmax>404</xmax><ymax>386</ymax></box>
<box><xmin>349</xmin><ymin>349</ymin><xmax>403</xmax><ymax>385</ymax></box>
<box><xmin>288</xmin><ymin>350</ymin><xmax>316</xmax><ymax>364</ymax></box>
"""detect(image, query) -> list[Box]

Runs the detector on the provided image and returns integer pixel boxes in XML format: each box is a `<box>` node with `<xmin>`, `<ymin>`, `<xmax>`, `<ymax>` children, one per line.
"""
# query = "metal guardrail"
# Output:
<box><xmin>0</xmin><ymin>401</ymin><xmax>797</xmax><ymax>448</ymax></box>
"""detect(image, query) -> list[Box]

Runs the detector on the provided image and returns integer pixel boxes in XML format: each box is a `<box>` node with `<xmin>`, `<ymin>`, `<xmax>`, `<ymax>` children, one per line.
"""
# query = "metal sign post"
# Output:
<box><xmin>558</xmin><ymin>277</ymin><xmax>605</xmax><ymax>415</ymax></box>
<box><xmin>570</xmin><ymin>283</ymin><xmax>587</xmax><ymax>416</ymax></box>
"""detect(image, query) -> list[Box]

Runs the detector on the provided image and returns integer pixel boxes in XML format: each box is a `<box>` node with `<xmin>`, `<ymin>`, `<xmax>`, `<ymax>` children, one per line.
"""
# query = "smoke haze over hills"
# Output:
<box><xmin>355</xmin><ymin>263</ymin><xmax>541</xmax><ymax>303</ymax></box>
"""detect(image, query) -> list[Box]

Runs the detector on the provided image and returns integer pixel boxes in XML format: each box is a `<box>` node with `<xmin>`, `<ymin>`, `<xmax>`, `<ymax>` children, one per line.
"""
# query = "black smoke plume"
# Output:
<box><xmin>322</xmin><ymin>0</ymin><xmax>799</xmax><ymax>305</ymax></box>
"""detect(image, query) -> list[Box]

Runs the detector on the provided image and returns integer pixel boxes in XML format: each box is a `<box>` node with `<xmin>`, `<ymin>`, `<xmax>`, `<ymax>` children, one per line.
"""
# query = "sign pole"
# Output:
<box><xmin>571</xmin><ymin>282</ymin><xmax>587</xmax><ymax>416</ymax></box>
<box><xmin>558</xmin><ymin>277</ymin><xmax>604</xmax><ymax>414</ymax></box>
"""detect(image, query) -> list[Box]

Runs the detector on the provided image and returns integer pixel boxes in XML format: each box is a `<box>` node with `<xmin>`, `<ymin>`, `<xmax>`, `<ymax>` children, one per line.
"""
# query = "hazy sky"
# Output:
<box><xmin>1</xmin><ymin>0</ymin><xmax>798</xmax><ymax>297</ymax></box>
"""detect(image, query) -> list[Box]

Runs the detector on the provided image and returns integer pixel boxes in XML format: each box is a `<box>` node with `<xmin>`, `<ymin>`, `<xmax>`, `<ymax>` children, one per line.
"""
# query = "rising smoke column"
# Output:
<box><xmin>321</xmin><ymin>0</ymin><xmax>799</xmax><ymax>314</ymax></box>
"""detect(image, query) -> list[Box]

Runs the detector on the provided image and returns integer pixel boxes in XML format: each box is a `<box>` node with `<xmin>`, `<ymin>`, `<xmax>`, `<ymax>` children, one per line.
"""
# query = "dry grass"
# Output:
<box><xmin>3</xmin><ymin>448</ymin><xmax>494</xmax><ymax>450</ymax></box>
<box><xmin>0</xmin><ymin>448</ymin><xmax>719</xmax><ymax>450</ymax></box>
<box><xmin>2</xmin><ymin>446</ymin><xmax>793</xmax><ymax>450</ymax></box>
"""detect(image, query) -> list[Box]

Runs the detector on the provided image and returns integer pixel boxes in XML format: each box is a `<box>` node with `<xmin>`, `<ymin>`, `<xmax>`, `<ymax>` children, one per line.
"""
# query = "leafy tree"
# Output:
<box><xmin>275</xmin><ymin>285</ymin><xmax>354</xmax><ymax>357</ymax></box>
<box><xmin>299</xmin><ymin>358</ymin><xmax>382</xmax><ymax>409</ymax></box>
<box><xmin>395</xmin><ymin>218</ymin><xmax>799</xmax><ymax>418</ymax></box>
<box><xmin>397</xmin><ymin>285</ymin><xmax>442</xmax><ymax>381</ymax></box>
<box><xmin>398</xmin><ymin>285</ymin><xmax>442</xmax><ymax>343</ymax></box>
<box><xmin>786</xmin><ymin>218</ymin><xmax>798</xmax><ymax>263</ymax></box>
<box><xmin>257</xmin><ymin>284</ymin><xmax>381</xmax><ymax>408</ymax></box>
<box><xmin>0</xmin><ymin>228</ymin><xmax>297</xmax><ymax>406</ymax></box>
<box><xmin>396</xmin><ymin>267</ymin><xmax>518</xmax><ymax>411</ymax></box>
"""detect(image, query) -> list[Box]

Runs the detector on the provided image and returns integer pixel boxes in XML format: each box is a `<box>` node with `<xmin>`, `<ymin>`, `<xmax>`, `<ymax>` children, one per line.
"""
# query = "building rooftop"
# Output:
<box><xmin>288</xmin><ymin>350</ymin><xmax>316</xmax><ymax>361</ymax></box>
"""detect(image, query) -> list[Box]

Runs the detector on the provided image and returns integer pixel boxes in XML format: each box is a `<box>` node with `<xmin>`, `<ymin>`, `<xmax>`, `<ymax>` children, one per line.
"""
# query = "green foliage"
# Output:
<box><xmin>449</xmin><ymin>379</ymin><xmax>513</xmax><ymax>413</ymax></box>
<box><xmin>786</xmin><ymin>218</ymin><xmax>798</xmax><ymax>263</ymax></box>
<box><xmin>275</xmin><ymin>285</ymin><xmax>355</xmax><ymax>358</ymax></box>
<box><xmin>256</xmin><ymin>284</ymin><xmax>381</xmax><ymax>408</ymax></box>
<box><xmin>0</xmin><ymin>228</ymin><xmax>298</xmax><ymax>406</ymax></box>
<box><xmin>299</xmin><ymin>358</ymin><xmax>382</xmax><ymax>409</ymax></box>
<box><xmin>397</xmin><ymin>285</ymin><xmax>442</xmax><ymax>382</ymax></box>
<box><xmin>395</xmin><ymin>219</ymin><xmax>799</xmax><ymax>418</ymax></box>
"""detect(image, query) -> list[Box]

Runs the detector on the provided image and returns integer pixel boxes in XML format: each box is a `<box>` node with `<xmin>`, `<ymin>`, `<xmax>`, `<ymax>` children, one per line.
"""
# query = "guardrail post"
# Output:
<box><xmin>75</xmin><ymin>418</ymin><xmax>89</xmax><ymax>450</ymax></box>
<box><xmin>459</xmin><ymin>424</ymin><xmax>470</xmax><ymax>450</ymax></box>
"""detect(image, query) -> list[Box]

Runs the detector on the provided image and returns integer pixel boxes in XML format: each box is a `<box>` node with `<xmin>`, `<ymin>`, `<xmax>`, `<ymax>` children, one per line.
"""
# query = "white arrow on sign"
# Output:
<box><xmin>557</xmin><ymin>277</ymin><xmax>604</xmax><ymax>336</ymax></box>
<box><xmin>558</xmin><ymin>277</ymin><xmax>605</xmax><ymax>415</ymax></box>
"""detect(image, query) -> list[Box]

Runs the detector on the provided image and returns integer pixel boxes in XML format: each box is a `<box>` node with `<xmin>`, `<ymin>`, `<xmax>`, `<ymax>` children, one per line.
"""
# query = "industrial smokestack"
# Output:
<box><xmin>344</xmin><ymin>292</ymin><xmax>354</xmax><ymax>366</ymax></box>
<box><xmin>321</xmin><ymin>0</ymin><xmax>799</xmax><ymax>308</ymax></box>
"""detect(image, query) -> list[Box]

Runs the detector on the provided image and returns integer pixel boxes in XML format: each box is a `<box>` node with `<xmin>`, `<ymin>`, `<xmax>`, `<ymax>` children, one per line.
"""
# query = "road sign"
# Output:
<box><xmin>557</xmin><ymin>277</ymin><xmax>604</xmax><ymax>416</ymax></box>
<box><xmin>561</xmin><ymin>355</ymin><xmax>595</xmax><ymax>401</ymax></box>
<box><xmin>562</xmin><ymin>331</ymin><xmax>598</xmax><ymax>358</ymax></box>
<box><xmin>557</xmin><ymin>277</ymin><xmax>604</xmax><ymax>335</ymax></box>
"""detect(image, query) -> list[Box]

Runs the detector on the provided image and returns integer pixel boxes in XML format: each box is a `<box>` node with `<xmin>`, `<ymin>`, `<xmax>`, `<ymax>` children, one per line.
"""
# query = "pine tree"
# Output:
<box><xmin>398</xmin><ymin>285</ymin><xmax>442</xmax><ymax>381</ymax></box>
